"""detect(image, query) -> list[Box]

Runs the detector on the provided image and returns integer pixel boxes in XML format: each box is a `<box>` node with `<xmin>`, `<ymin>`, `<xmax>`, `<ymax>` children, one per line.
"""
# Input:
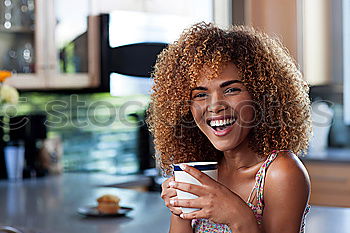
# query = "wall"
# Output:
<box><xmin>238</xmin><ymin>0</ymin><xmax>337</xmax><ymax>86</ymax></box>
<box><xmin>245</xmin><ymin>0</ymin><xmax>298</xmax><ymax>61</ymax></box>
<box><xmin>303</xmin><ymin>0</ymin><xmax>331</xmax><ymax>85</ymax></box>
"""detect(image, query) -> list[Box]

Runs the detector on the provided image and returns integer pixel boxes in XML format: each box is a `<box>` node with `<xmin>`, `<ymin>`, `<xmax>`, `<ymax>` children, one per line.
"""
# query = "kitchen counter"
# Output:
<box><xmin>1</xmin><ymin>173</ymin><xmax>350</xmax><ymax>233</ymax></box>
<box><xmin>0</xmin><ymin>173</ymin><xmax>170</xmax><ymax>233</ymax></box>
<box><xmin>305</xmin><ymin>206</ymin><xmax>350</xmax><ymax>233</ymax></box>
<box><xmin>302</xmin><ymin>148</ymin><xmax>350</xmax><ymax>163</ymax></box>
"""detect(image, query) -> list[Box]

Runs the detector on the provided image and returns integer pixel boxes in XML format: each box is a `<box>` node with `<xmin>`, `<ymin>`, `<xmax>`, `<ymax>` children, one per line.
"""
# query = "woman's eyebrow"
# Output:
<box><xmin>191</xmin><ymin>80</ymin><xmax>242</xmax><ymax>91</ymax></box>
<box><xmin>191</xmin><ymin>86</ymin><xmax>208</xmax><ymax>91</ymax></box>
<box><xmin>219</xmin><ymin>80</ymin><xmax>242</xmax><ymax>88</ymax></box>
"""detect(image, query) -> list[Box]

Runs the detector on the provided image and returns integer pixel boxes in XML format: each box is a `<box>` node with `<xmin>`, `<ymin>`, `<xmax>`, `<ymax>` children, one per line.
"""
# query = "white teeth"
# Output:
<box><xmin>209</xmin><ymin>118</ymin><xmax>235</xmax><ymax>127</ymax></box>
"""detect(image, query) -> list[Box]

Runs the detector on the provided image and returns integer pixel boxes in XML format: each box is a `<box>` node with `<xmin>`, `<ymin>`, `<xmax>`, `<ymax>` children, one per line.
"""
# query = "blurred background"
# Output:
<box><xmin>0</xmin><ymin>0</ymin><xmax>350</xmax><ymax>232</ymax></box>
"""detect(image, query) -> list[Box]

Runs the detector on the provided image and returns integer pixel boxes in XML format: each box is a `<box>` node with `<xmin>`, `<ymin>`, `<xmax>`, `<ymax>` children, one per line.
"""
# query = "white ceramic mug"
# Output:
<box><xmin>173</xmin><ymin>161</ymin><xmax>218</xmax><ymax>213</ymax></box>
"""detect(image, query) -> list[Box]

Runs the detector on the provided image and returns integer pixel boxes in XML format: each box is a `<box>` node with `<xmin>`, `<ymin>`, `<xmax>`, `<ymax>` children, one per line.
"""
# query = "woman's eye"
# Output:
<box><xmin>225</xmin><ymin>87</ymin><xmax>241</xmax><ymax>94</ymax></box>
<box><xmin>192</xmin><ymin>93</ymin><xmax>207</xmax><ymax>99</ymax></box>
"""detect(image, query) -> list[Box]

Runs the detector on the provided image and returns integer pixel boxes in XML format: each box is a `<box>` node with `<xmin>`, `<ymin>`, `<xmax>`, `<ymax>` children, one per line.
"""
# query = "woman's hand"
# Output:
<box><xmin>161</xmin><ymin>176</ymin><xmax>183</xmax><ymax>216</ymax></box>
<box><xmin>169</xmin><ymin>164</ymin><xmax>258</xmax><ymax>231</ymax></box>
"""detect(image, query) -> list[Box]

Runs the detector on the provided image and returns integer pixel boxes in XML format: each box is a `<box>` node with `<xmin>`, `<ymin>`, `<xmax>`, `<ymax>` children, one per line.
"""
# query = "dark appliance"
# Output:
<box><xmin>99</xmin><ymin>13</ymin><xmax>167</xmax><ymax>89</ymax></box>
<box><xmin>0</xmin><ymin>114</ymin><xmax>47</xmax><ymax>179</ymax></box>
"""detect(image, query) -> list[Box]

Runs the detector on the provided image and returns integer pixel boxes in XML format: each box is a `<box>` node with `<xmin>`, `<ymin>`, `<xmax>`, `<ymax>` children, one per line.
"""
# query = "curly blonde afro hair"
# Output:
<box><xmin>146</xmin><ymin>22</ymin><xmax>311</xmax><ymax>175</ymax></box>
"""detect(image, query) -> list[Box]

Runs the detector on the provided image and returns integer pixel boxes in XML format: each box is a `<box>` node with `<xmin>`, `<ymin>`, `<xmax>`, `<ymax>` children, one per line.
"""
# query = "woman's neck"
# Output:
<box><xmin>220</xmin><ymin>137</ymin><xmax>262</xmax><ymax>172</ymax></box>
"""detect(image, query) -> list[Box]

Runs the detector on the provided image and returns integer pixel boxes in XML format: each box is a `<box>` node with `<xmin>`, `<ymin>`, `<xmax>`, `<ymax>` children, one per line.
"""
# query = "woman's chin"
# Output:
<box><xmin>210</xmin><ymin>141</ymin><xmax>239</xmax><ymax>152</ymax></box>
<box><xmin>207</xmin><ymin>130</ymin><xmax>251</xmax><ymax>152</ymax></box>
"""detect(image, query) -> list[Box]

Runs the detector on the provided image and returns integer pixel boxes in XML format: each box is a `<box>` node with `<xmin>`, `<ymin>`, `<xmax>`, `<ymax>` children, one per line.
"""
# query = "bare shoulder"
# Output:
<box><xmin>262</xmin><ymin>151</ymin><xmax>311</xmax><ymax>231</ymax></box>
<box><xmin>264</xmin><ymin>152</ymin><xmax>310</xmax><ymax>206</ymax></box>
<box><xmin>266</xmin><ymin>151</ymin><xmax>310</xmax><ymax>189</ymax></box>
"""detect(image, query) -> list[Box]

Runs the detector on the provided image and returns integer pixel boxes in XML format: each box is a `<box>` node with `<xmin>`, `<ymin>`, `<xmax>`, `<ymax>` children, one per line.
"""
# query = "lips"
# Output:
<box><xmin>206</xmin><ymin>115</ymin><xmax>236</xmax><ymax>137</ymax></box>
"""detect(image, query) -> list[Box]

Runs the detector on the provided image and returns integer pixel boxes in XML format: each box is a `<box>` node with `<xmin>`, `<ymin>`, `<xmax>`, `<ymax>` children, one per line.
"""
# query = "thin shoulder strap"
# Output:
<box><xmin>247</xmin><ymin>150</ymin><xmax>289</xmax><ymax>208</ymax></box>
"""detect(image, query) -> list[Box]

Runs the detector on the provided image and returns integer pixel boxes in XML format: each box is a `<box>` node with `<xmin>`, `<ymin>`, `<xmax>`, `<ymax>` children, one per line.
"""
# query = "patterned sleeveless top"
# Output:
<box><xmin>192</xmin><ymin>150</ymin><xmax>311</xmax><ymax>233</ymax></box>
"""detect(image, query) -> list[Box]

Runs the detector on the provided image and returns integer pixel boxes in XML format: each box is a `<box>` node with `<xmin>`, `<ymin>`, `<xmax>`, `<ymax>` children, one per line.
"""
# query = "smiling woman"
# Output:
<box><xmin>147</xmin><ymin>22</ymin><xmax>312</xmax><ymax>233</ymax></box>
<box><xmin>190</xmin><ymin>63</ymin><xmax>254</xmax><ymax>149</ymax></box>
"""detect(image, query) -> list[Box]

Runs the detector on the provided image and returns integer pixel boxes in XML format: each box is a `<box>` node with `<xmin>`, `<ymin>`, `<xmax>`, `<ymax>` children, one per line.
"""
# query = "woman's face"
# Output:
<box><xmin>190</xmin><ymin>63</ymin><xmax>255</xmax><ymax>152</ymax></box>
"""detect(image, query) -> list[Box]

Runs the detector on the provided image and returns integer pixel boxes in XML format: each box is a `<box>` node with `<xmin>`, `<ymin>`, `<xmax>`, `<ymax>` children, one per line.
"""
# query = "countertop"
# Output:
<box><xmin>0</xmin><ymin>173</ymin><xmax>170</xmax><ymax>233</ymax></box>
<box><xmin>302</xmin><ymin>148</ymin><xmax>350</xmax><ymax>163</ymax></box>
<box><xmin>1</xmin><ymin>173</ymin><xmax>350</xmax><ymax>233</ymax></box>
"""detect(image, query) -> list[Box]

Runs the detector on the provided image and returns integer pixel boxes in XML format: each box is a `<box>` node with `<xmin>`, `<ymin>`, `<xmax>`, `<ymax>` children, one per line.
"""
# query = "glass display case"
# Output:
<box><xmin>0</xmin><ymin>0</ymin><xmax>46</xmax><ymax>89</ymax></box>
<box><xmin>46</xmin><ymin>0</ymin><xmax>100</xmax><ymax>89</ymax></box>
<box><xmin>1</xmin><ymin>0</ymin><xmax>100</xmax><ymax>90</ymax></box>
<box><xmin>0</xmin><ymin>0</ymin><xmax>35</xmax><ymax>73</ymax></box>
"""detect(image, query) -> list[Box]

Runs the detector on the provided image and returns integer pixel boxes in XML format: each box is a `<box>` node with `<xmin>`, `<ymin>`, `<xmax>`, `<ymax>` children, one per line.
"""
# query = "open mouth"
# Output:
<box><xmin>207</xmin><ymin>117</ymin><xmax>236</xmax><ymax>132</ymax></box>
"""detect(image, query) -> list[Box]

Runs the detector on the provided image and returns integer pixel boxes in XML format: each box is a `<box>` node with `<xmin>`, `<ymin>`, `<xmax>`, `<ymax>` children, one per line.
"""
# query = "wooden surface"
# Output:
<box><xmin>245</xmin><ymin>0</ymin><xmax>298</xmax><ymax>60</ymax></box>
<box><xmin>304</xmin><ymin>161</ymin><xmax>350</xmax><ymax>207</ymax></box>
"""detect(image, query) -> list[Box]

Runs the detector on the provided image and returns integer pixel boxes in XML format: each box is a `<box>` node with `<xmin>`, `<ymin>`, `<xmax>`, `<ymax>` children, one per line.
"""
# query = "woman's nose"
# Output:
<box><xmin>207</xmin><ymin>103</ymin><xmax>227</xmax><ymax>113</ymax></box>
<box><xmin>207</xmin><ymin>98</ymin><xmax>228</xmax><ymax>114</ymax></box>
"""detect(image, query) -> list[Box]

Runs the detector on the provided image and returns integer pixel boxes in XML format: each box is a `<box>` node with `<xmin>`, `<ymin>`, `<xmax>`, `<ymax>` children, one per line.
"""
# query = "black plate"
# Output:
<box><xmin>77</xmin><ymin>206</ymin><xmax>133</xmax><ymax>217</ymax></box>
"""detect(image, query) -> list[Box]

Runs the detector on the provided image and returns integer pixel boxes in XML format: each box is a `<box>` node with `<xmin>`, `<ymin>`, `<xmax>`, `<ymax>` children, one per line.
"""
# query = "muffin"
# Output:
<box><xmin>96</xmin><ymin>194</ymin><xmax>121</xmax><ymax>214</ymax></box>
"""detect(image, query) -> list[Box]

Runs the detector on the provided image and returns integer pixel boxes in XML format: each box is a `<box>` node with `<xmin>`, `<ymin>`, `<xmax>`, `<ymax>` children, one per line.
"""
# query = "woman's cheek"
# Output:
<box><xmin>235</xmin><ymin>98</ymin><xmax>256</xmax><ymax>128</ymax></box>
<box><xmin>241</xmin><ymin>104</ymin><xmax>256</xmax><ymax>127</ymax></box>
<box><xmin>190</xmin><ymin>103</ymin><xmax>205</xmax><ymax>125</ymax></box>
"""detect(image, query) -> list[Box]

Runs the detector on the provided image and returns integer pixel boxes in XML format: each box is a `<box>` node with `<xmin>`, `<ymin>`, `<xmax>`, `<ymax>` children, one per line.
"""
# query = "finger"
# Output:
<box><xmin>167</xmin><ymin>176</ymin><xmax>175</xmax><ymax>183</ymax></box>
<box><xmin>161</xmin><ymin>176</ymin><xmax>175</xmax><ymax>189</ymax></box>
<box><xmin>167</xmin><ymin>197</ymin><xmax>183</xmax><ymax>216</ymax></box>
<box><xmin>161</xmin><ymin>188</ymin><xmax>177</xmax><ymax>200</ymax></box>
<box><xmin>170</xmin><ymin>198</ymin><xmax>202</xmax><ymax>209</ymax></box>
<box><xmin>170</xmin><ymin>207</ymin><xmax>182</xmax><ymax>216</ymax></box>
<box><xmin>165</xmin><ymin>196</ymin><xmax>176</xmax><ymax>209</ymax></box>
<box><xmin>179</xmin><ymin>164</ymin><xmax>213</xmax><ymax>185</ymax></box>
<box><xmin>180</xmin><ymin>209</ymin><xmax>207</xmax><ymax>220</ymax></box>
<box><xmin>161</xmin><ymin>188</ymin><xmax>178</xmax><ymax>202</ymax></box>
<box><xmin>169</xmin><ymin>181</ymin><xmax>204</xmax><ymax>196</ymax></box>
<box><xmin>168</xmin><ymin>188</ymin><xmax>177</xmax><ymax>197</ymax></box>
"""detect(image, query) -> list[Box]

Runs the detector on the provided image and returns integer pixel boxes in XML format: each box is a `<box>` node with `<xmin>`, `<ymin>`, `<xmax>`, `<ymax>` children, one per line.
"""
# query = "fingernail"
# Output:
<box><xmin>170</xmin><ymin>199</ymin><xmax>175</xmax><ymax>205</ymax></box>
<box><xmin>180</xmin><ymin>213</ymin><xmax>184</xmax><ymax>219</ymax></box>
<box><xmin>169</xmin><ymin>181</ymin><xmax>176</xmax><ymax>187</ymax></box>
<box><xmin>179</xmin><ymin>164</ymin><xmax>187</xmax><ymax>171</ymax></box>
